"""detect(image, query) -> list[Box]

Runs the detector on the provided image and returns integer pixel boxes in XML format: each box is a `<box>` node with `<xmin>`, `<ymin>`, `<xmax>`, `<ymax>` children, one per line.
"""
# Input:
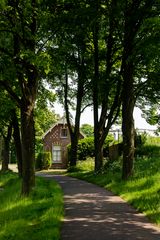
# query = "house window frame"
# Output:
<box><xmin>52</xmin><ymin>145</ymin><xmax>62</xmax><ymax>163</ymax></box>
<box><xmin>60</xmin><ymin>127</ymin><xmax>68</xmax><ymax>138</ymax></box>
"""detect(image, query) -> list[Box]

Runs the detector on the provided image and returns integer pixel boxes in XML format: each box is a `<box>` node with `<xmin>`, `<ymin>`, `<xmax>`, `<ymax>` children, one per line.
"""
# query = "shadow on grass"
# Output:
<box><xmin>0</xmin><ymin>174</ymin><xmax>63</xmax><ymax>240</ymax></box>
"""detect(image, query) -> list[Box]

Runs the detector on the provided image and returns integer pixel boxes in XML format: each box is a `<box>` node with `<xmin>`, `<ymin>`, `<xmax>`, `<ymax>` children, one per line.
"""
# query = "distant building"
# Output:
<box><xmin>42</xmin><ymin>117</ymin><xmax>84</xmax><ymax>169</ymax></box>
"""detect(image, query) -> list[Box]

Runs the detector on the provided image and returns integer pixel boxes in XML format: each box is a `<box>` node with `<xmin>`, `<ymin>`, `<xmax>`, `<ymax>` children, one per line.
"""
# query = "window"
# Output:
<box><xmin>52</xmin><ymin>145</ymin><xmax>61</xmax><ymax>163</ymax></box>
<box><xmin>61</xmin><ymin>128</ymin><xmax>68</xmax><ymax>138</ymax></box>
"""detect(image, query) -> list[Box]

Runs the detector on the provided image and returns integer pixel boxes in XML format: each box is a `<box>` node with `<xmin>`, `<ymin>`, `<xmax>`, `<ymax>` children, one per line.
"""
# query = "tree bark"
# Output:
<box><xmin>93</xmin><ymin>0</ymin><xmax>122</xmax><ymax>173</ymax></box>
<box><xmin>92</xmin><ymin>1</ymin><xmax>102</xmax><ymax>172</ymax></box>
<box><xmin>95</xmin><ymin>135</ymin><xmax>104</xmax><ymax>172</ymax></box>
<box><xmin>64</xmin><ymin>54</ymin><xmax>85</xmax><ymax>167</ymax></box>
<box><xmin>122</xmin><ymin>68</ymin><xmax>135</xmax><ymax>179</ymax></box>
<box><xmin>12</xmin><ymin>109</ymin><xmax>23</xmax><ymax>178</ymax></box>
<box><xmin>121</xmin><ymin>2</ymin><xmax>136</xmax><ymax>180</ymax></box>
<box><xmin>69</xmin><ymin>64</ymin><xmax>84</xmax><ymax>167</ymax></box>
<box><xmin>1</xmin><ymin>123</ymin><xmax>12</xmax><ymax>172</ymax></box>
<box><xmin>69</xmin><ymin>135</ymin><xmax>79</xmax><ymax>167</ymax></box>
<box><xmin>21</xmin><ymin>106</ymin><xmax>35</xmax><ymax>195</ymax></box>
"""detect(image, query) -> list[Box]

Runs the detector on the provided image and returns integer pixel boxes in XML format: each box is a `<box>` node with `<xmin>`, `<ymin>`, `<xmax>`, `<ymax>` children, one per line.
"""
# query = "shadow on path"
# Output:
<box><xmin>39</xmin><ymin>174</ymin><xmax>160</xmax><ymax>240</ymax></box>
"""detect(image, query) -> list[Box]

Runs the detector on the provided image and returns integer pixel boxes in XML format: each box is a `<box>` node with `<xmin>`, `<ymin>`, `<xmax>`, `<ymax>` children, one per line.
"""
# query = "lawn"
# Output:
<box><xmin>0</xmin><ymin>171</ymin><xmax>63</xmax><ymax>240</ymax></box>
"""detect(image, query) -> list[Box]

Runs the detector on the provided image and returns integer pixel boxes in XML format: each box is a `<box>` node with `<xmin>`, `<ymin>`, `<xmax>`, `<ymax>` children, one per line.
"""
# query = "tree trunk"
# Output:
<box><xmin>122</xmin><ymin>59</ymin><xmax>135</xmax><ymax>179</ymax></box>
<box><xmin>2</xmin><ymin>139</ymin><xmax>10</xmax><ymax>172</ymax></box>
<box><xmin>21</xmin><ymin>107</ymin><xmax>35</xmax><ymax>195</ymax></box>
<box><xmin>94</xmin><ymin>136</ymin><xmax>103</xmax><ymax>173</ymax></box>
<box><xmin>64</xmin><ymin>53</ymin><xmax>84</xmax><ymax>167</ymax></box>
<box><xmin>121</xmin><ymin>2</ymin><xmax>139</xmax><ymax>180</ymax></box>
<box><xmin>70</xmin><ymin>134</ymin><xmax>79</xmax><ymax>167</ymax></box>
<box><xmin>69</xmin><ymin>73</ymin><xmax>84</xmax><ymax>166</ymax></box>
<box><xmin>92</xmin><ymin>1</ymin><xmax>103</xmax><ymax>172</ymax></box>
<box><xmin>122</xmin><ymin>93</ymin><xmax>135</xmax><ymax>180</ymax></box>
<box><xmin>12</xmin><ymin>109</ymin><xmax>23</xmax><ymax>178</ymax></box>
<box><xmin>1</xmin><ymin>123</ymin><xmax>12</xmax><ymax>172</ymax></box>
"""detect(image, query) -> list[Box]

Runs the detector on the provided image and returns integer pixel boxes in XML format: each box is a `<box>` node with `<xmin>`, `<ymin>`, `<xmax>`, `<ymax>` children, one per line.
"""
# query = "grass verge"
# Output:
<box><xmin>68</xmin><ymin>156</ymin><xmax>160</xmax><ymax>227</ymax></box>
<box><xmin>0</xmin><ymin>171</ymin><xmax>63</xmax><ymax>240</ymax></box>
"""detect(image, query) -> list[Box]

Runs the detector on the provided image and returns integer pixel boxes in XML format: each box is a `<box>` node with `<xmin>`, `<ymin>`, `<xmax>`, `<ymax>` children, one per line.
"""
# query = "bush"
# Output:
<box><xmin>35</xmin><ymin>152</ymin><xmax>43</xmax><ymax>170</ymax></box>
<box><xmin>36</xmin><ymin>152</ymin><xmax>51</xmax><ymax>170</ymax></box>
<box><xmin>77</xmin><ymin>137</ymin><xmax>94</xmax><ymax>160</ymax></box>
<box><xmin>43</xmin><ymin>152</ymin><xmax>51</xmax><ymax>169</ymax></box>
<box><xmin>67</xmin><ymin>134</ymin><xmax>114</xmax><ymax>161</ymax></box>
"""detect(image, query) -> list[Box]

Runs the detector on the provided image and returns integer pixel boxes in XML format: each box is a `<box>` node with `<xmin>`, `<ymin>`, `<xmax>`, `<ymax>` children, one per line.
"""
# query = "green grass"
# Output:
<box><xmin>0</xmin><ymin>171</ymin><xmax>63</xmax><ymax>240</ymax></box>
<box><xmin>68</xmin><ymin>147</ymin><xmax>160</xmax><ymax>226</ymax></box>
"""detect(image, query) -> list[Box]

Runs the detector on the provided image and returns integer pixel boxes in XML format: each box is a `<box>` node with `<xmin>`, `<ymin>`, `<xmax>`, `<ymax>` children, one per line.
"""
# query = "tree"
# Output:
<box><xmin>0</xmin><ymin>0</ymin><xmax>41</xmax><ymax>195</ymax></box>
<box><xmin>11</xmin><ymin>108</ymin><xmax>23</xmax><ymax>177</ymax></box>
<box><xmin>46</xmin><ymin>1</ymin><xmax>93</xmax><ymax>167</ymax></box>
<box><xmin>135</xmin><ymin>9</ymin><xmax>160</xmax><ymax>131</ymax></box>
<box><xmin>1</xmin><ymin>122</ymin><xmax>12</xmax><ymax>172</ymax></box>
<box><xmin>0</xmin><ymin>88</ymin><xmax>22</xmax><ymax>176</ymax></box>
<box><xmin>92</xmin><ymin>0</ymin><xmax>122</xmax><ymax>172</ymax></box>
<box><xmin>51</xmin><ymin>1</ymin><xmax>122</xmax><ymax>171</ymax></box>
<box><xmin>0</xmin><ymin>91</ymin><xmax>14</xmax><ymax>172</ymax></box>
<box><xmin>81</xmin><ymin>124</ymin><xmax>94</xmax><ymax>137</ymax></box>
<box><xmin>121</xmin><ymin>0</ymin><xmax>159</xmax><ymax>179</ymax></box>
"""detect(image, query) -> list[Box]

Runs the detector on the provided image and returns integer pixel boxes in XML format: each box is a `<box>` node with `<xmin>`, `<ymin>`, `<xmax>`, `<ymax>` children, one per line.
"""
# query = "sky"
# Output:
<box><xmin>54</xmin><ymin>102</ymin><xmax>157</xmax><ymax>131</ymax></box>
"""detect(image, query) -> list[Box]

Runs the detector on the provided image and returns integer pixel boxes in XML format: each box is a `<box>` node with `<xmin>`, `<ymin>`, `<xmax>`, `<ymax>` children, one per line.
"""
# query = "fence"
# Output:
<box><xmin>110</xmin><ymin>128</ymin><xmax>159</xmax><ymax>142</ymax></box>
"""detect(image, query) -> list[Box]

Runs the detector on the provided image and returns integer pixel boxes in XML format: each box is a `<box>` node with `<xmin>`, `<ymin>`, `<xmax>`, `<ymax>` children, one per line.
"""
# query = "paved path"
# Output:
<box><xmin>39</xmin><ymin>174</ymin><xmax>160</xmax><ymax>240</ymax></box>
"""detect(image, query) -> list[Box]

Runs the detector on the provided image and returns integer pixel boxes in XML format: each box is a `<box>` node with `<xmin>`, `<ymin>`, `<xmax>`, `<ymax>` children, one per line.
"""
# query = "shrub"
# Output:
<box><xmin>36</xmin><ymin>152</ymin><xmax>51</xmax><ymax>170</ymax></box>
<box><xmin>43</xmin><ymin>152</ymin><xmax>51</xmax><ymax>169</ymax></box>
<box><xmin>77</xmin><ymin>137</ymin><xmax>94</xmax><ymax>160</ymax></box>
<box><xmin>35</xmin><ymin>152</ymin><xmax>43</xmax><ymax>170</ymax></box>
<box><xmin>67</xmin><ymin>134</ymin><xmax>114</xmax><ymax>161</ymax></box>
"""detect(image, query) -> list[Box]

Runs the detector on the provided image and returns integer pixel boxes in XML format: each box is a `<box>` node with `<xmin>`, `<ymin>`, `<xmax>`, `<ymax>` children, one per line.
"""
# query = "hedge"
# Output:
<box><xmin>36</xmin><ymin>151</ymin><xmax>51</xmax><ymax>170</ymax></box>
<box><xmin>68</xmin><ymin>134</ymin><xmax>114</xmax><ymax>161</ymax></box>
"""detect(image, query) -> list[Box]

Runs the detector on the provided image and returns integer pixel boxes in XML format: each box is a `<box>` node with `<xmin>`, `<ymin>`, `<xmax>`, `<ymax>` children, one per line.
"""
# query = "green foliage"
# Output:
<box><xmin>145</xmin><ymin>136</ymin><xmax>160</xmax><ymax>145</ymax></box>
<box><xmin>68</xmin><ymin>135</ymin><xmax>114</xmax><ymax>161</ymax></box>
<box><xmin>36</xmin><ymin>152</ymin><xmax>51</xmax><ymax>170</ymax></box>
<box><xmin>68</xmin><ymin>157</ymin><xmax>94</xmax><ymax>173</ymax></box>
<box><xmin>136</xmin><ymin>136</ymin><xmax>160</xmax><ymax>157</ymax></box>
<box><xmin>103</xmin><ymin>157</ymin><xmax>122</xmax><ymax>174</ymax></box>
<box><xmin>80</xmin><ymin>124</ymin><xmax>94</xmax><ymax>137</ymax></box>
<box><xmin>69</xmin><ymin>146</ymin><xmax>160</xmax><ymax>225</ymax></box>
<box><xmin>0</xmin><ymin>172</ymin><xmax>63</xmax><ymax>240</ymax></box>
<box><xmin>139</xmin><ymin>132</ymin><xmax>148</xmax><ymax>145</ymax></box>
<box><xmin>77</xmin><ymin>137</ymin><xmax>94</xmax><ymax>160</ymax></box>
<box><xmin>142</xmin><ymin>105</ymin><xmax>159</xmax><ymax>125</ymax></box>
<box><xmin>34</xmin><ymin>105</ymin><xmax>58</xmax><ymax>157</ymax></box>
<box><xmin>43</xmin><ymin>152</ymin><xmax>51</xmax><ymax>170</ymax></box>
<box><xmin>67</xmin><ymin>137</ymin><xmax>94</xmax><ymax>161</ymax></box>
<box><xmin>35</xmin><ymin>152</ymin><xmax>43</xmax><ymax>170</ymax></box>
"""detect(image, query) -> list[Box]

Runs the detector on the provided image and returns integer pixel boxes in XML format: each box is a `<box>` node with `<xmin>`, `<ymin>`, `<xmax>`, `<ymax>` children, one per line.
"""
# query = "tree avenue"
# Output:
<box><xmin>0</xmin><ymin>0</ymin><xmax>159</xmax><ymax>195</ymax></box>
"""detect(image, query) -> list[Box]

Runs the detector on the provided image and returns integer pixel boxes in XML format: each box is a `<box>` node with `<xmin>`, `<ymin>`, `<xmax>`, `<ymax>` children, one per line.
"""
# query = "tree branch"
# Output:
<box><xmin>80</xmin><ymin>103</ymin><xmax>93</xmax><ymax>113</ymax></box>
<box><xmin>0</xmin><ymin>81</ymin><xmax>21</xmax><ymax>107</ymax></box>
<box><xmin>64</xmin><ymin>65</ymin><xmax>73</xmax><ymax>136</ymax></box>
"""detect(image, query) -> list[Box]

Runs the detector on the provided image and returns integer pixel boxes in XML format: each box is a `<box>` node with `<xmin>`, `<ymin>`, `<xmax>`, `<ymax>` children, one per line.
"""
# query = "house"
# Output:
<box><xmin>42</xmin><ymin>117</ymin><xmax>84</xmax><ymax>169</ymax></box>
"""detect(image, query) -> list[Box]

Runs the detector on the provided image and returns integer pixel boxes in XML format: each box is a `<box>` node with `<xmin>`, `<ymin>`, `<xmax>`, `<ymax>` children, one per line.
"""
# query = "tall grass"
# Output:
<box><xmin>0</xmin><ymin>171</ymin><xmax>63</xmax><ymax>240</ymax></box>
<box><xmin>69</xmin><ymin>137</ymin><xmax>160</xmax><ymax>226</ymax></box>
